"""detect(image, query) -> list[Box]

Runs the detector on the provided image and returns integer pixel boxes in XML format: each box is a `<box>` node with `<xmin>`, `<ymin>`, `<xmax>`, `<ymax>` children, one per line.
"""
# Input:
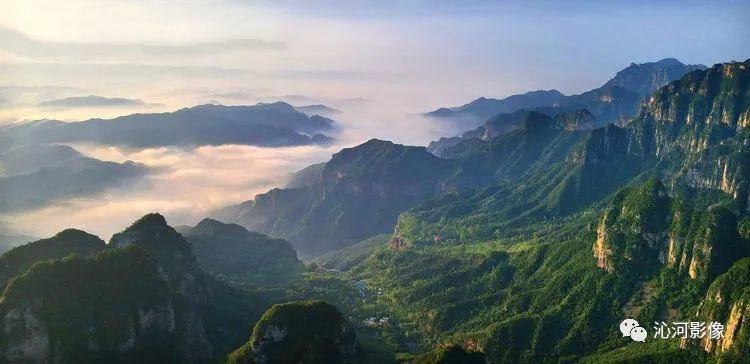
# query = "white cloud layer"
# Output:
<box><xmin>0</xmin><ymin>143</ymin><xmax>340</xmax><ymax>239</ymax></box>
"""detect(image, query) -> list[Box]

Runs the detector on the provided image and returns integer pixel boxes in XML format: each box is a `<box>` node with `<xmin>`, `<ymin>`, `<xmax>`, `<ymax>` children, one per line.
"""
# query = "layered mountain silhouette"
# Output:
<box><xmin>217</xmin><ymin>110</ymin><xmax>605</xmax><ymax>257</ymax></box>
<box><xmin>403</xmin><ymin>60</ymin><xmax>750</xmax><ymax>246</ymax></box>
<box><xmin>0</xmin><ymin>102</ymin><xmax>335</xmax><ymax>149</ymax></box>
<box><xmin>426</xmin><ymin>90</ymin><xmax>565</xmax><ymax>123</ymax></box>
<box><xmin>0</xmin><ymin>144</ymin><xmax>148</xmax><ymax>212</ymax></box>
<box><xmin>36</xmin><ymin>95</ymin><xmax>149</xmax><ymax>109</ymax></box>
<box><xmin>425</xmin><ymin>58</ymin><xmax>707</xmax><ymax>145</ymax></box>
<box><xmin>294</xmin><ymin>104</ymin><xmax>341</xmax><ymax>117</ymax></box>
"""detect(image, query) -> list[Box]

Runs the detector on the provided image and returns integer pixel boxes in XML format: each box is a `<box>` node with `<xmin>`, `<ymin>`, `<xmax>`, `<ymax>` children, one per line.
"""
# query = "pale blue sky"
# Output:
<box><xmin>0</xmin><ymin>0</ymin><xmax>747</xmax><ymax>118</ymax></box>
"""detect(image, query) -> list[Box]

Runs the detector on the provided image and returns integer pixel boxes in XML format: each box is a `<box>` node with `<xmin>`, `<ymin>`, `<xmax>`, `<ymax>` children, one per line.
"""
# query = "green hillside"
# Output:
<box><xmin>183</xmin><ymin>218</ymin><xmax>304</xmax><ymax>286</ymax></box>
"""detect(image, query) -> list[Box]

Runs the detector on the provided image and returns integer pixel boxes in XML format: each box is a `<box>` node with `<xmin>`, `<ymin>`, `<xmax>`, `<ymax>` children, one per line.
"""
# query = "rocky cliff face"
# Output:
<box><xmin>592</xmin><ymin>179</ymin><xmax>747</xmax><ymax>281</ymax></box>
<box><xmin>109</xmin><ymin>213</ymin><xmax>213</xmax><ymax>362</ymax></box>
<box><xmin>567</xmin><ymin>60</ymin><xmax>750</xmax><ymax>211</ymax></box>
<box><xmin>629</xmin><ymin>61</ymin><xmax>750</xmax><ymax>156</ymax></box>
<box><xmin>567</xmin><ymin>124</ymin><xmax>633</xmax><ymax>166</ymax></box>
<box><xmin>554</xmin><ymin>109</ymin><xmax>596</xmax><ymax>131</ymax></box>
<box><xmin>681</xmin><ymin>258</ymin><xmax>750</xmax><ymax>360</ymax></box>
<box><xmin>0</xmin><ymin>247</ymin><xmax>178</xmax><ymax>363</ymax></box>
<box><xmin>395</xmin><ymin>61</ymin><xmax>750</xmax><ymax>253</ymax></box>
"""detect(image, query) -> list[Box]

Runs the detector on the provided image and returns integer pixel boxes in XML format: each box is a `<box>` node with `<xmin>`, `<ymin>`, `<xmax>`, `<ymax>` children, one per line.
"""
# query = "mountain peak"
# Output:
<box><xmin>190</xmin><ymin>218</ymin><xmax>250</xmax><ymax>238</ymax></box>
<box><xmin>126</xmin><ymin>213</ymin><xmax>168</xmax><ymax>230</ymax></box>
<box><xmin>363</xmin><ymin>138</ymin><xmax>393</xmax><ymax>146</ymax></box>
<box><xmin>253</xmin><ymin>101</ymin><xmax>297</xmax><ymax>112</ymax></box>
<box><xmin>51</xmin><ymin>228</ymin><xmax>103</xmax><ymax>242</ymax></box>
<box><xmin>603</xmin><ymin>58</ymin><xmax>707</xmax><ymax>95</ymax></box>
<box><xmin>109</xmin><ymin>213</ymin><xmax>198</xmax><ymax>270</ymax></box>
<box><xmin>656</xmin><ymin>57</ymin><xmax>682</xmax><ymax>65</ymax></box>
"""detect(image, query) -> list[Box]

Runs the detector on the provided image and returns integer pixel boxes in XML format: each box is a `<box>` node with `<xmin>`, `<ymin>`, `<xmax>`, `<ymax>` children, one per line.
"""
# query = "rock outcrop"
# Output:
<box><xmin>226</xmin><ymin>301</ymin><xmax>358</xmax><ymax>364</ymax></box>
<box><xmin>603</xmin><ymin>58</ymin><xmax>707</xmax><ymax>96</ymax></box>
<box><xmin>554</xmin><ymin>109</ymin><xmax>596</xmax><ymax>131</ymax></box>
<box><xmin>593</xmin><ymin>179</ymin><xmax>748</xmax><ymax>281</ymax></box>
<box><xmin>567</xmin><ymin>60</ymin><xmax>750</xmax><ymax>210</ymax></box>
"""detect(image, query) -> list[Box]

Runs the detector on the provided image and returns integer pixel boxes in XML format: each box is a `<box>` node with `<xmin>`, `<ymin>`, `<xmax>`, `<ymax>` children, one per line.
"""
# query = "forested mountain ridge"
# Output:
<box><xmin>399</xmin><ymin>60</ymin><xmax>750</xmax><ymax>247</ymax></box>
<box><xmin>181</xmin><ymin>218</ymin><xmax>304</xmax><ymax>286</ymax></box>
<box><xmin>0</xmin><ymin>229</ymin><xmax>104</xmax><ymax>290</ymax></box>
<box><xmin>216</xmin><ymin>139</ymin><xmax>457</xmax><ymax>258</ymax></box>
<box><xmin>363</xmin><ymin>59</ymin><xmax>750</xmax><ymax>362</ymax></box>
<box><xmin>218</xmin><ymin>61</ymin><xmax>749</xmax><ymax>260</ymax></box>
<box><xmin>0</xmin><ymin>214</ymin><xmax>272</xmax><ymax>363</ymax></box>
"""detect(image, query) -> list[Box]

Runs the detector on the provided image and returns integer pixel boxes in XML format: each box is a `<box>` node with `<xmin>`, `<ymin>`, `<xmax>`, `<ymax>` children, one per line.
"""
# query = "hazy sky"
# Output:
<box><xmin>0</xmin><ymin>0</ymin><xmax>748</xmax><ymax>239</ymax></box>
<box><xmin>2</xmin><ymin>1</ymin><xmax>747</xmax><ymax>121</ymax></box>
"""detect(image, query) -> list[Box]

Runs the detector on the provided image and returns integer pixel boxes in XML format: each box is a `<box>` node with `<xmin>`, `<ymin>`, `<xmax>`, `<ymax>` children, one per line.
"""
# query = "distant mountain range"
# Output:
<box><xmin>0</xmin><ymin>101</ymin><xmax>336</xmax><ymax>149</ymax></box>
<box><xmin>425</xmin><ymin>58</ymin><xmax>707</xmax><ymax>141</ymax></box>
<box><xmin>0</xmin><ymin>144</ymin><xmax>148</xmax><ymax>212</ymax></box>
<box><xmin>426</xmin><ymin>89</ymin><xmax>565</xmax><ymax>122</ymax></box>
<box><xmin>36</xmin><ymin>95</ymin><xmax>150</xmax><ymax>109</ymax></box>
<box><xmin>294</xmin><ymin>104</ymin><xmax>341</xmax><ymax>117</ymax></box>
